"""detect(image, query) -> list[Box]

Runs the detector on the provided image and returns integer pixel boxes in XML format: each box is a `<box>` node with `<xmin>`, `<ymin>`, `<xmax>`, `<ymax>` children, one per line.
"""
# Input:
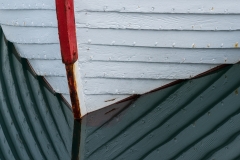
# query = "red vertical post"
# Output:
<box><xmin>55</xmin><ymin>0</ymin><xmax>81</xmax><ymax>119</ymax></box>
<box><xmin>55</xmin><ymin>0</ymin><xmax>78</xmax><ymax>64</ymax></box>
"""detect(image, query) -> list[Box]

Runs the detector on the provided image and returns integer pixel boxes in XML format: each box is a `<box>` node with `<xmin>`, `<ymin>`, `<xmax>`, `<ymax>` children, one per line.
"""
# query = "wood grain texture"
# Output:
<box><xmin>76</xmin><ymin>12</ymin><xmax>240</xmax><ymax>31</ymax></box>
<box><xmin>75</xmin><ymin>0</ymin><xmax>240</xmax><ymax>14</ymax></box>
<box><xmin>80</xmin><ymin>61</ymin><xmax>217</xmax><ymax>79</ymax></box>
<box><xmin>80</xmin><ymin>64</ymin><xmax>240</xmax><ymax>160</ymax></box>
<box><xmin>77</xmin><ymin>28</ymin><xmax>240</xmax><ymax>48</ymax></box>
<box><xmin>79</xmin><ymin>44</ymin><xmax>240</xmax><ymax>64</ymax></box>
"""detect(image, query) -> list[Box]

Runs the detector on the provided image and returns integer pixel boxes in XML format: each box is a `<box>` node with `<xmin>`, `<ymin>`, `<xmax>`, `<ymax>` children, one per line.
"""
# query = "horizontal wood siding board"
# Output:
<box><xmin>77</xmin><ymin>28</ymin><xmax>240</xmax><ymax>48</ymax></box>
<box><xmin>1</xmin><ymin>25</ymin><xmax>59</xmax><ymax>43</ymax></box>
<box><xmin>79</xmin><ymin>44</ymin><xmax>240</xmax><ymax>64</ymax></box>
<box><xmin>14</xmin><ymin>43</ymin><xmax>61</xmax><ymax>60</ymax></box>
<box><xmin>28</xmin><ymin>59</ymin><xmax>218</xmax><ymax>79</ymax></box>
<box><xmin>0</xmin><ymin>10</ymin><xmax>58</xmax><ymax>27</ymax></box>
<box><xmin>75</xmin><ymin>0</ymin><xmax>240</xmax><ymax>14</ymax></box>
<box><xmin>2</xmin><ymin>25</ymin><xmax>239</xmax><ymax>48</ymax></box>
<box><xmin>83</xmin><ymin>78</ymin><xmax>174</xmax><ymax>95</ymax></box>
<box><xmin>28</xmin><ymin>60</ymin><xmax>65</xmax><ymax>76</ymax></box>
<box><xmin>0</xmin><ymin>0</ymin><xmax>55</xmax><ymax>10</ymax></box>
<box><xmin>80</xmin><ymin>61</ymin><xmax>217</xmax><ymax>79</ymax></box>
<box><xmin>76</xmin><ymin>12</ymin><xmax>240</xmax><ymax>31</ymax></box>
<box><xmin>1</xmin><ymin>0</ymin><xmax>240</xmax><ymax>15</ymax></box>
<box><xmin>84</xmin><ymin>95</ymin><xmax>131</xmax><ymax>113</ymax></box>
<box><xmin>1</xmin><ymin>10</ymin><xmax>240</xmax><ymax>32</ymax></box>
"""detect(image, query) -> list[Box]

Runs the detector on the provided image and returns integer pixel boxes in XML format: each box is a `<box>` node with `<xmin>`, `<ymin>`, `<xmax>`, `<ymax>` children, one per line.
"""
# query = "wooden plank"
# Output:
<box><xmin>79</xmin><ymin>44</ymin><xmax>240</xmax><ymax>64</ymax></box>
<box><xmin>28</xmin><ymin>59</ymin><xmax>217</xmax><ymax>79</ymax></box>
<box><xmin>76</xmin><ymin>12</ymin><xmax>240</xmax><ymax>31</ymax></box>
<box><xmin>0</xmin><ymin>0</ymin><xmax>55</xmax><ymax>10</ymax></box>
<box><xmin>83</xmin><ymin>78</ymin><xmax>174</xmax><ymax>94</ymax></box>
<box><xmin>84</xmin><ymin>94</ymin><xmax>131</xmax><ymax>113</ymax></box>
<box><xmin>77</xmin><ymin>28</ymin><xmax>240</xmax><ymax>48</ymax></box>
<box><xmin>0</xmin><ymin>10</ymin><xmax>57</xmax><ymax>27</ymax></box>
<box><xmin>80</xmin><ymin>62</ymin><xmax>217</xmax><ymax>79</ymax></box>
<box><xmin>1</xmin><ymin>25</ymin><xmax>59</xmax><ymax>43</ymax></box>
<box><xmin>75</xmin><ymin>0</ymin><xmax>240</xmax><ymax>14</ymax></box>
<box><xmin>44</xmin><ymin>76</ymin><xmax>69</xmax><ymax>94</ymax></box>
<box><xmin>1</xmin><ymin>0</ymin><xmax>240</xmax><ymax>15</ymax></box>
<box><xmin>28</xmin><ymin>60</ymin><xmax>65</xmax><ymax>76</ymax></box>
<box><xmin>14</xmin><ymin>43</ymin><xmax>61</xmax><ymax>60</ymax></box>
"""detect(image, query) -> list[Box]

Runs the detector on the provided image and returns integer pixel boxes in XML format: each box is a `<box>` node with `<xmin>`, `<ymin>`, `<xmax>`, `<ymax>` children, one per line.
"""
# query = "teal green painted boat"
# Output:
<box><xmin>1</xmin><ymin>0</ymin><xmax>240</xmax><ymax>159</ymax></box>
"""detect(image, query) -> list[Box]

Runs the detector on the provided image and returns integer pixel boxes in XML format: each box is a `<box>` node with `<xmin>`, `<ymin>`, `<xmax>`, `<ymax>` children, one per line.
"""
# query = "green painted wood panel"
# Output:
<box><xmin>80</xmin><ymin>63</ymin><xmax>240</xmax><ymax>160</ymax></box>
<box><xmin>0</xmin><ymin>27</ymin><xmax>74</xmax><ymax>160</ymax></box>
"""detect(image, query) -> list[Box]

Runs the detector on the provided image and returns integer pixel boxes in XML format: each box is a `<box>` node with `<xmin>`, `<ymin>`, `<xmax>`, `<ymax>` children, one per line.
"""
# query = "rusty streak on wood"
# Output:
<box><xmin>55</xmin><ymin>0</ymin><xmax>81</xmax><ymax>119</ymax></box>
<box><xmin>66</xmin><ymin>64</ymin><xmax>81</xmax><ymax>119</ymax></box>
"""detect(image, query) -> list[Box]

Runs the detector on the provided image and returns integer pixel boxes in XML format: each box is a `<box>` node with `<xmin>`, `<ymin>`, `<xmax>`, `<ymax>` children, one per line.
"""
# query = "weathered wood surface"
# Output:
<box><xmin>80</xmin><ymin>64</ymin><xmax>240</xmax><ymax>160</ymax></box>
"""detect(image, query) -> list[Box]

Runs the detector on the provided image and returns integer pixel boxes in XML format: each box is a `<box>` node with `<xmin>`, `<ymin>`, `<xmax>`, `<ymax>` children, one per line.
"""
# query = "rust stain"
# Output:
<box><xmin>66</xmin><ymin>63</ymin><xmax>81</xmax><ymax>119</ymax></box>
<box><xmin>105</xmin><ymin>108</ymin><xmax>117</xmax><ymax>115</ymax></box>
<box><xmin>235</xmin><ymin>89</ymin><xmax>239</xmax><ymax>95</ymax></box>
<box><xmin>234</xmin><ymin>42</ymin><xmax>238</xmax><ymax>48</ymax></box>
<box><xmin>105</xmin><ymin>98</ymin><xmax>116</xmax><ymax>102</ymax></box>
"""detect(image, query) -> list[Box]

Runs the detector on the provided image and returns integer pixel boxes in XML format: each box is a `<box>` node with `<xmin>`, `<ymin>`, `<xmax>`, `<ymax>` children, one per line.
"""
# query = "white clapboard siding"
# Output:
<box><xmin>83</xmin><ymin>78</ymin><xmax>175</xmax><ymax>95</ymax></box>
<box><xmin>44</xmin><ymin>77</ymin><xmax>69</xmax><ymax>94</ymax></box>
<box><xmin>0</xmin><ymin>10</ymin><xmax>57</xmax><ymax>27</ymax></box>
<box><xmin>0</xmin><ymin>0</ymin><xmax>55</xmax><ymax>10</ymax></box>
<box><xmin>0</xmin><ymin>1</ymin><xmax>73</xmax><ymax>106</ymax></box>
<box><xmin>27</xmin><ymin>59</ymin><xmax>217</xmax><ymax>79</ymax></box>
<box><xmin>14</xmin><ymin>43</ymin><xmax>61</xmax><ymax>60</ymax></box>
<box><xmin>75</xmin><ymin>0</ymin><xmax>240</xmax><ymax>14</ymax></box>
<box><xmin>77</xmin><ymin>28</ymin><xmax>240</xmax><ymax>48</ymax></box>
<box><xmin>79</xmin><ymin>44</ymin><xmax>240</xmax><ymax>64</ymax></box>
<box><xmin>1</xmin><ymin>25</ymin><xmax>59</xmax><ymax>44</ymax></box>
<box><xmin>76</xmin><ymin>12</ymin><xmax>240</xmax><ymax>31</ymax></box>
<box><xmin>80</xmin><ymin>62</ymin><xmax>217</xmax><ymax>79</ymax></box>
<box><xmin>28</xmin><ymin>60</ymin><xmax>65</xmax><ymax>76</ymax></box>
<box><xmin>84</xmin><ymin>94</ymin><xmax>131</xmax><ymax>113</ymax></box>
<box><xmin>1</xmin><ymin>0</ymin><xmax>240</xmax><ymax>114</ymax></box>
<box><xmin>74</xmin><ymin>0</ymin><xmax>240</xmax><ymax>113</ymax></box>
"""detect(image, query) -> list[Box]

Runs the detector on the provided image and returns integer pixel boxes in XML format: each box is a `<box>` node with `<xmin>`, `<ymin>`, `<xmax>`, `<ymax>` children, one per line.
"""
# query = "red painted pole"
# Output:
<box><xmin>55</xmin><ymin>0</ymin><xmax>78</xmax><ymax>64</ymax></box>
<box><xmin>55</xmin><ymin>0</ymin><xmax>81</xmax><ymax>119</ymax></box>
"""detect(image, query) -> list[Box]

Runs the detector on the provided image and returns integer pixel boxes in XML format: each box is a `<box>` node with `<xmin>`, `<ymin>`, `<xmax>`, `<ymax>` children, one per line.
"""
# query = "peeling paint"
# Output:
<box><xmin>235</xmin><ymin>89</ymin><xmax>238</xmax><ymax>95</ymax></box>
